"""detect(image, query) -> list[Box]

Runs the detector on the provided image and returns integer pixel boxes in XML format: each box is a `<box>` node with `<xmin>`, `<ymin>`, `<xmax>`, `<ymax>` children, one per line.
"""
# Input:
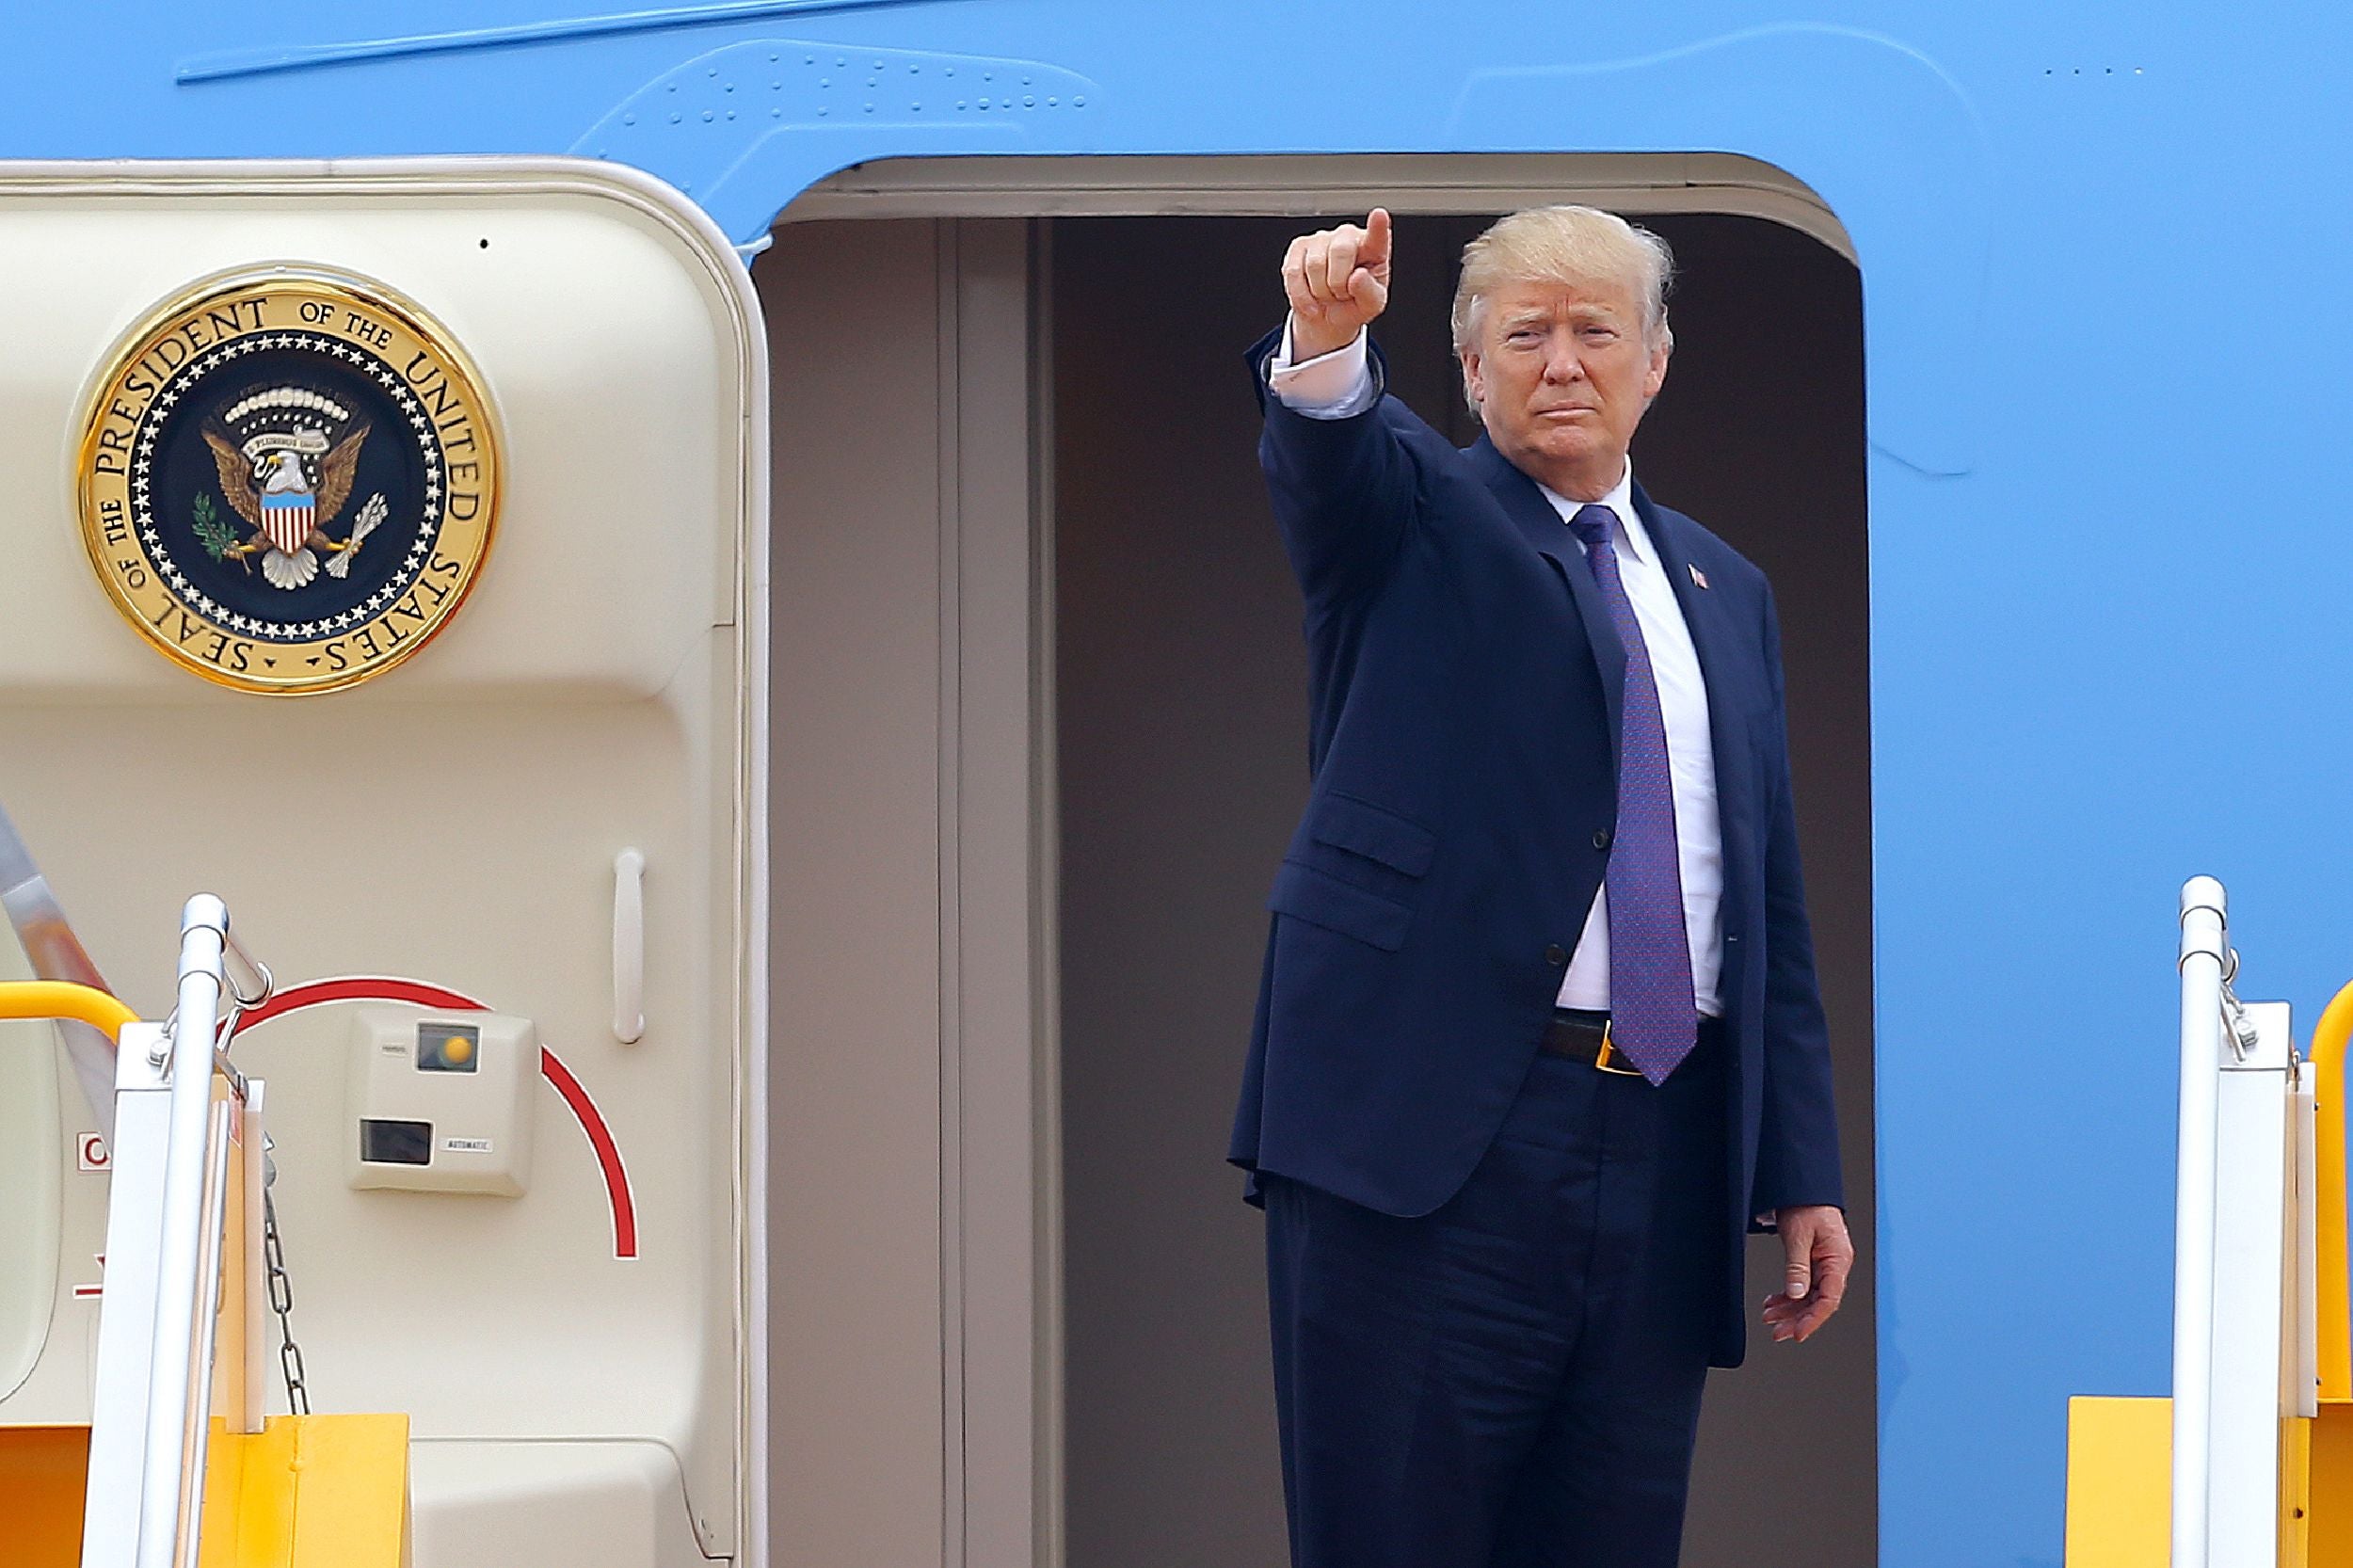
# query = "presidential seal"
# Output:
<box><xmin>77</xmin><ymin>266</ymin><xmax>500</xmax><ymax>695</ymax></box>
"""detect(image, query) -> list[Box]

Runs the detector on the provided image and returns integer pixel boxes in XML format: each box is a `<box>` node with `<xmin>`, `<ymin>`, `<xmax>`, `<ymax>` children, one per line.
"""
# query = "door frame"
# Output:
<box><xmin>765</xmin><ymin>152</ymin><xmax>1855</xmax><ymax>1568</ymax></box>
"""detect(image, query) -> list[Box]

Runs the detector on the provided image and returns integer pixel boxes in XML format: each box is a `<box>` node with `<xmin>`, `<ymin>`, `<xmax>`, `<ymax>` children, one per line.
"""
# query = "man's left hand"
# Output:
<box><xmin>1761</xmin><ymin>1205</ymin><xmax>1852</xmax><ymax>1344</ymax></box>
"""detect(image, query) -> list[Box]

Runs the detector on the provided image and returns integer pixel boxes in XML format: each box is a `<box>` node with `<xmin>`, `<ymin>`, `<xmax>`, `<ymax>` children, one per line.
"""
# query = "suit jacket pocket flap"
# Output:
<box><xmin>1267</xmin><ymin>860</ymin><xmax>1413</xmax><ymax>952</ymax></box>
<box><xmin>1308</xmin><ymin>793</ymin><xmax>1437</xmax><ymax>877</ymax></box>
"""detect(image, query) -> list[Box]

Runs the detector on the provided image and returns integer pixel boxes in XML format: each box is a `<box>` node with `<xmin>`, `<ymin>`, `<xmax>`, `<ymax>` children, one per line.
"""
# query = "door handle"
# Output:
<box><xmin>613</xmin><ymin>848</ymin><xmax>645</xmax><ymax>1044</ymax></box>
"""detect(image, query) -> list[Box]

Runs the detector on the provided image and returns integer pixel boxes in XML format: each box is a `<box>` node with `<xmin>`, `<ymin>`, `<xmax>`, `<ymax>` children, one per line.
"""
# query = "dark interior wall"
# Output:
<box><xmin>1053</xmin><ymin>211</ymin><xmax>1872</xmax><ymax>1567</ymax></box>
<box><xmin>1052</xmin><ymin>216</ymin><xmax>1308</xmax><ymax>1568</ymax></box>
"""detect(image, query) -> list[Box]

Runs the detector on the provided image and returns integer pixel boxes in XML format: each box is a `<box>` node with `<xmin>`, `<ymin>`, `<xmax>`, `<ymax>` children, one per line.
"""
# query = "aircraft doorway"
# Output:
<box><xmin>760</xmin><ymin>181</ymin><xmax>1871</xmax><ymax>1568</ymax></box>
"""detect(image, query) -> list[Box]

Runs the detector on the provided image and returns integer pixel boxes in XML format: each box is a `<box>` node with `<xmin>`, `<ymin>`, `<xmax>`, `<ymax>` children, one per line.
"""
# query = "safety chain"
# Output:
<box><xmin>217</xmin><ymin>931</ymin><xmax>303</xmax><ymax>1411</ymax></box>
<box><xmin>262</xmin><ymin>1178</ymin><xmax>311</xmax><ymax>1416</ymax></box>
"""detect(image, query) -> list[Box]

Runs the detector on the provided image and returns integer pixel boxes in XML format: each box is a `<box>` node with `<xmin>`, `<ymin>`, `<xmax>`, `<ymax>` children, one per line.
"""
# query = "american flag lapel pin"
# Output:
<box><xmin>1689</xmin><ymin>563</ymin><xmax>1709</xmax><ymax>590</ymax></box>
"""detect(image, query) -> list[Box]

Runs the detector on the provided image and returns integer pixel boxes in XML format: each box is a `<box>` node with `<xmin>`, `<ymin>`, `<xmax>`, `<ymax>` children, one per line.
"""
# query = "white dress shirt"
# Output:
<box><xmin>1268</xmin><ymin>323</ymin><xmax>1725</xmax><ymax>1016</ymax></box>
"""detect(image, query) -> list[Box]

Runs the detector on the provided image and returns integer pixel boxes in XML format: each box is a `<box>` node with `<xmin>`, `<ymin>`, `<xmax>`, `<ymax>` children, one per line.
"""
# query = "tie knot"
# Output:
<box><xmin>1568</xmin><ymin>504</ymin><xmax>1616</xmax><ymax>550</ymax></box>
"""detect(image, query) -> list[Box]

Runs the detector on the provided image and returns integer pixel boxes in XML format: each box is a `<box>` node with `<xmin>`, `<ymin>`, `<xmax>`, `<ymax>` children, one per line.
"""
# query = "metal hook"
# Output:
<box><xmin>2218</xmin><ymin>950</ymin><xmax>2261</xmax><ymax>1063</ymax></box>
<box><xmin>221</xmin><ymin>928</ymin><xmax>272</xmax><ymax>1008</ymax></box>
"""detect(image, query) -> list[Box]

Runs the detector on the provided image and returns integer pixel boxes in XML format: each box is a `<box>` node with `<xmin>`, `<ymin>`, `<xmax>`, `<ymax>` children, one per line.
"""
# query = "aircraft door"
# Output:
<box><xmin>0</xmin><ymin>159</ymin><xmax>762</xmax><ymax>1568</ymax></box>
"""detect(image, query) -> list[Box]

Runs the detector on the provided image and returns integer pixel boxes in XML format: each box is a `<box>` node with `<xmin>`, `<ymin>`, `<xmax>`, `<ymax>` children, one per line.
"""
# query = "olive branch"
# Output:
<box><xmin>191</xmin><ymin>492</ymin><xmax>238</xmax><ymax>561</ymax></box>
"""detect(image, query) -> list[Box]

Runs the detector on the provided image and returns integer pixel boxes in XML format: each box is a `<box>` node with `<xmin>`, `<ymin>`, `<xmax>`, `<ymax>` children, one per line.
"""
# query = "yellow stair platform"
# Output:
<box><xmin>0</xmin><ymin>1425</ymin><xmax>91</xmax><ymax>1564</ymax></box>
<box><xmin>2066</xmin><ymin>1395</ymin><xmax>2353</xmax><ymax>1566</ymax></box>
<box><xmin>0</xmin><ymin>1414</ymin><xmax>408</xmax><ymax>1567</ymax></box>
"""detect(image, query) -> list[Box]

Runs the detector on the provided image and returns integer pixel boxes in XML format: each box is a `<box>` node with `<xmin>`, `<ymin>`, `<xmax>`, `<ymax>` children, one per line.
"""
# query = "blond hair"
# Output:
<box><xmin>1449</xmin><ymin>206</ymin><xmax>1676</xmax><ymax>369</ymax></box>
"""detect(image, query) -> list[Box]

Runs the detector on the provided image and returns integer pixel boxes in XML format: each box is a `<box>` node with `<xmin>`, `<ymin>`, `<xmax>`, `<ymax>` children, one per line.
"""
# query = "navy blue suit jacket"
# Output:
<box><xmin>1226</xmin><ymin>332</ymin><xmax>1843</xmax><ymax>1365</ymax></box>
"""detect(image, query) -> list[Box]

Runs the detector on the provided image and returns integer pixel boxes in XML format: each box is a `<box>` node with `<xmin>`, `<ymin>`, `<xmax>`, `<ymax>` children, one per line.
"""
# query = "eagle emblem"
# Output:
<box><xmin>199</xmin><ymin>387</ymin><xmax>384</xmax><ymax>590</ymax></box>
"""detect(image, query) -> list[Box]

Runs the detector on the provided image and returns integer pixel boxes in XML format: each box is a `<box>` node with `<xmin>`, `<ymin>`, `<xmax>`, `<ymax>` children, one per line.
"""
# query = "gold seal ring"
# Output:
<box><xmin>76</xmin><ymin>264</ymin><xmax>501</xmax><ymax>695</ymax></box>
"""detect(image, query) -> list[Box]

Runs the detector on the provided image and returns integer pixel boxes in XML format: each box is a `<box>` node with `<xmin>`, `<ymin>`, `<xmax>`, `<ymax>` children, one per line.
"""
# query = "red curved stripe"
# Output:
<box><xmin>535</xmin><ymin>1047</ymin><xmax>638</xmax><ymax>1258</ymax></box>
<box><xmin>233</xmin><ymin>975</ymin><xmax>490</xmax><ymax>1031</ymax></box>
<box><xmin>227</xmin><ymin>975</ymin><xmax>638</xmax><ymax>1258</ymax></box>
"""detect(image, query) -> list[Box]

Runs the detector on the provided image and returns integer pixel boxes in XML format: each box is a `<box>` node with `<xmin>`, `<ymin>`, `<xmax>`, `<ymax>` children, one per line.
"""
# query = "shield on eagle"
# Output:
<box><xmin>260</xmin><ymin>489</ymin><xmax>315</xmax><ymax>556</ymax></box>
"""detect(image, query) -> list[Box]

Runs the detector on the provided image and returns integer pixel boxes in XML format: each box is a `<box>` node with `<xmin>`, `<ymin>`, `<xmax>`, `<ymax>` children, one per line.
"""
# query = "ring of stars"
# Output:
<box><xmin>129</xmin><ymin>328</ymin><xmax>449</xmax><ymax>644</ymax></box>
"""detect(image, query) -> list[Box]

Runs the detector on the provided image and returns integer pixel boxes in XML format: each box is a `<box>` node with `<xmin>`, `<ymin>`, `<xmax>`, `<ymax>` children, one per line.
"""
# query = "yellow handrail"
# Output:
<box><xmin>2313</xmin><ymin>980</ymin><xmax>2353</xmax><ymax>1400</ymax></box>
<box><xmin>0</xmin><ymin>980</ymin><xmax>138</xmax><ymax>1042</ymax></box>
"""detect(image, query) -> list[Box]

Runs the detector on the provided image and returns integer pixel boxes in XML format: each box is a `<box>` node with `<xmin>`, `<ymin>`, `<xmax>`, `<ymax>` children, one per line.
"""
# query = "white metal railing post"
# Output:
<box><xmin>134</xmin><ymin>895</ymin><xmax>232</xmax><ymax>1568</ymax></box>
<box><xmin>2295</xmin><ymin>1057</ymin><xmax>2321</xmax><ymax>1421</ymax></box>
<box><xmin>238</xmin><ymin>1080</ymin><xmax>268</xmax><ymax>1436</ymax></box>
<box><xmin>2205</xmin><ymin>997</ymin><xmax>2294</xmax><ymax>1560</ymax></box>
<box><xmin>2174</xmin><ymin>876</ymin><xmax>2228</xmax><ymax>1568</ymax></box>
<box><xmin>80</xmin><ymin>1019</ymin><xmax>172</xmax><ymax>1568</ymax></box>
<box><xmin>79</xmin><ymin>895</ymin><xmax>261</xmax><ymax>1568</ymax></box>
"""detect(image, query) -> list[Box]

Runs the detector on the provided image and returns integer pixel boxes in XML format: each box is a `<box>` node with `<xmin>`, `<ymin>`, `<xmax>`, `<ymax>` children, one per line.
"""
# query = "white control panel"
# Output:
<box><xmin>346</xmin><ymin>1007</ymin><xmax>537</xmax><ymax>1197</ymax></box>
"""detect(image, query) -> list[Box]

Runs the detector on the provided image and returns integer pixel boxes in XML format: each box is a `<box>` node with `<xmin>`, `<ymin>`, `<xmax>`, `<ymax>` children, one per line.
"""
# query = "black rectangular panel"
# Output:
<box><xmin>360</xmin><ymin>1118</ymin><xmax>433</xmax><ymax>1165</ymax></box>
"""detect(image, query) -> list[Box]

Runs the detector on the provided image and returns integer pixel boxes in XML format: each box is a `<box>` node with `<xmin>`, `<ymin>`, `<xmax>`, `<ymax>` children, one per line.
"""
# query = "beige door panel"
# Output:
<box><xmin>0</xmin><ymin>159</ymin><xmax>763</xmax><ymax>1565</ymax></box>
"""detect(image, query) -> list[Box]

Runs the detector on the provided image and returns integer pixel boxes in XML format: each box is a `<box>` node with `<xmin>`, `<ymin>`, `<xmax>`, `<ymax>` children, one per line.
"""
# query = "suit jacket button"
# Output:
<box><xmin>1545</xmin><ymin>944</ymin><xmax>1568</xmax><ymax>967</ymax></box>
<box><xmin>1592</xmin><ymin>828</ymin><xmax>1613</xmax><ymax>851</ymax></box>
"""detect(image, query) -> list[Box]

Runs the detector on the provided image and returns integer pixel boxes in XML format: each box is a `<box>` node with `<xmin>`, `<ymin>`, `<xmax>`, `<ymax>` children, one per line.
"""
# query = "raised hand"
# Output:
<box><xmin>1281</xmin><ymin>208</ymin><xmax>1393</xmax><ymax>361</ymax></box>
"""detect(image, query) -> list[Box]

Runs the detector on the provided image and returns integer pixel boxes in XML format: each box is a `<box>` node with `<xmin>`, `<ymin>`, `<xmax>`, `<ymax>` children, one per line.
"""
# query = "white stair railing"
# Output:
<box><xmin>80</xmin><ymin>896</ymin><xmax>267</xmax><ymax>1568</ymax></box>
<box><xmin>2171</xmin><ymin>876</ymin><xmax>2315</xmax><ymax>1568</ymax></box>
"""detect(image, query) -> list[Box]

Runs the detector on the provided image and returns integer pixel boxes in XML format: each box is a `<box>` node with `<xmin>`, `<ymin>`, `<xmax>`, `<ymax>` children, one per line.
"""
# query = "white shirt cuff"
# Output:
<box><xmin>1267</xmin><ymin>318</ymin><xmax>1376</xmax><ymax>419</ymax></box>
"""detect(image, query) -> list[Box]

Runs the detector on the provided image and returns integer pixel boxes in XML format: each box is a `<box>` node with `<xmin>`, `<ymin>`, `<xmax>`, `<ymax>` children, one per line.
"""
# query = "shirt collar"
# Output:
<box><xmin>1537</xmin><ymin>459</ymin><xmax>1650</xmax><ymax>565</ymax></box>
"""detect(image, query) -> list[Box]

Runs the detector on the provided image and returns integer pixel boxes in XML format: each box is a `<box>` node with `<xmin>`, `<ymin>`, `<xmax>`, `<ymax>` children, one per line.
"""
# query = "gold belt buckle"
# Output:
<box><xmin>1593</xmin><ymin>1018</ymin><xmax>1644</xmax><ymax>1076</ymax></box>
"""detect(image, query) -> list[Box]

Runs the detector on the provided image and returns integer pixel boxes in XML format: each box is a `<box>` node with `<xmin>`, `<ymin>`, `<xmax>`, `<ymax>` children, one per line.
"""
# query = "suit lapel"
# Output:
<box><xmin>1465</xmin><ymin>435</ymin><xmax>1625</xmax><ymax>748</ymax></box>
<box><xmin>1633</xmin><ymin>482</ymin><xmax>1754</xmax><ymax>852</ymax></box>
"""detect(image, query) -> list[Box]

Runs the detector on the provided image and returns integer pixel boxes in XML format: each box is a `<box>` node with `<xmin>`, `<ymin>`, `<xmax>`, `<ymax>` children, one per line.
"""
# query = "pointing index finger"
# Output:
<box><xmin>1360</xmin><ymin>207</ymin><xmax>1393</xmax><ymax>270</ymax></box>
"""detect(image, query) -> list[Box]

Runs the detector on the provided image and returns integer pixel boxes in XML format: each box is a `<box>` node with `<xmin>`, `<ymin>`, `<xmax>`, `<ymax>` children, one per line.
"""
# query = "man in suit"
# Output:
<box><xmin>1227</xmin><ymin>205</ymin><xmax>1852</xmax><ymax>1568</ymax></box>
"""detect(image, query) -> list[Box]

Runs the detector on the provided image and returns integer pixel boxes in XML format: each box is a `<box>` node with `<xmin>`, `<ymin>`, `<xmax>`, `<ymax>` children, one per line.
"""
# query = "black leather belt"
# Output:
<box><xmin>1542</xmin><ymin>1009</ymin><xmax>1725</xmax><ymax>1077</ymax></box>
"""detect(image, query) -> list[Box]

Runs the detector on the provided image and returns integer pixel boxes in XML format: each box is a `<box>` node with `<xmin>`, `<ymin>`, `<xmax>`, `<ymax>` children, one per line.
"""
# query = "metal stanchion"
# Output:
<box><xmin>2174</xmin><ymin>876</ymin><xmax>2228</xmax><ymax>1568</ymax></box>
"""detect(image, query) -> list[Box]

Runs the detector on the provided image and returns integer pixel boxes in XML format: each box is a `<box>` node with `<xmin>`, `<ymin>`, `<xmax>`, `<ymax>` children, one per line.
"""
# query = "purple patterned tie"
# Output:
<box><xmin>1567</xmin><ymin>504</ymin><xmax>1696</xmax><ymax>1083</ymax></box>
